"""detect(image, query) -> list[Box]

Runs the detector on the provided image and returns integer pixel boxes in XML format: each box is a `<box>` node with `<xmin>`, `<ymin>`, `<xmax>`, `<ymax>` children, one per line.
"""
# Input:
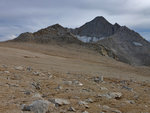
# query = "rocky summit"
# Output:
<box><xmin>70</xmin><ymin>16</ymin><xmax>121</xmax><ymax>39</ymax></box>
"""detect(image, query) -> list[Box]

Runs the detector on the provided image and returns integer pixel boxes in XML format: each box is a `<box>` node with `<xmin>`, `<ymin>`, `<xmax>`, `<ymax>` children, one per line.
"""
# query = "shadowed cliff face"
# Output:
<box><xmin>97</xmin><ymin>26</ymin><xmax>150</xmax><ymax>66</ymax></box>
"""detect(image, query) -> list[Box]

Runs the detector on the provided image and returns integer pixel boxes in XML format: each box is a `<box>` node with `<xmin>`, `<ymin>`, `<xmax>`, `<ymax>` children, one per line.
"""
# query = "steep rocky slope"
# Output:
<box><xmin>97</xmin><ymin>26</ymin><xmax>150</xmax><ymax>66</ymax></box>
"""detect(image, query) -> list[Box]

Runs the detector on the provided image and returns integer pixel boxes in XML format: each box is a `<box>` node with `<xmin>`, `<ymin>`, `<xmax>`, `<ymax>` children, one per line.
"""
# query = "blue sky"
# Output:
<box><xmin>0</xmin><ymin>0</ymin><xmax>150</xmax><ymax>41</ymax></box>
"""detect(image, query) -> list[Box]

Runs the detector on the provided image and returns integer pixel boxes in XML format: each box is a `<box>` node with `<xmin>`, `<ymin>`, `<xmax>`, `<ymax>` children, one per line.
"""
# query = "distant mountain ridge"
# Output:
<box><xmin>12</xmin><ymin>16</ymin><xmax>150</xmax><ymax>66</ymax></box>
<box><xmin>13</xmin><ymin>23</ymin><xmax>117</xmax><ymax>60</ymax></box>
<box><xmin>14</xmin><ymin>24</ymin><xmax>82</xmax><ymax>44</ymax></box>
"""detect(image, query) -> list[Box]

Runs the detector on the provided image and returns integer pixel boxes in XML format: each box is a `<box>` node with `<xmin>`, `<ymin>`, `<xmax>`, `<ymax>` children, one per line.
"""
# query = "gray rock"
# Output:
<box><xmin>15</xmin><ymin>66</ymin><xmax>23</xmax><ymax>70</ymax></box>
<box><xmin>32</xmin><ymin>82</ymin><xmax>41</xmax><ymax>90</ymax></box>
<box><xmin>24</xmin><ymin>90</ymin><xmax>31</xmax><ymax>95</ymax></box>
<box><xmin>63</xmin><ymin>81</ymin><xmax>73</xmax><ymax>85</ymax></box>
<box><xmin>49</xmin><ymin>98</ymin><xmax>70</xmax><ymax>107</ymax></box>
<box><xmin>108</xmin><ymin>92</ymin><xmax>122</xmax><ymax>99</ymax></box>
<box><xmin>111</xmin><ymin>109</ymin><xmax>122</xmax><ymax>113</ymax></box>
<box><xmin>27</xmin><ymin>66</ymin><xmax>32</xmax><ymax>71</ymax></box>
<box><xmin>102</xmin><ymin>105</ymin><xmax>122</xmax><ymax>113</ymax></box>
<box><xmin>1</xmin><ymin>64</ymin><xmax>8</xmax><ymax>68</ymax></box>
<box><xmin>33</xmin><ymin>71</ymin><xmax>41</xmax><ymax>76</ymax></box>
<box><xmin>22</xmin><ymin>100</ymin><xmax>50</xmax><ymax>113</ymax></box>
<box><xmin>33</xmin><ymin>93</ymin><xmax>42</xmax><ymax>99</ymax></box>
<box><xmin>94</xmin><ymin>76</ymin><xmax>104</xmax><ymax>83</ymax></box>
<box><xmin>82</xmin><ymin>111</ymin><xmax>89</xmax><ymax>113</ymax></box>
<box><xmin>122</xmin><ymin>86</ymin><xmax>133</xmax><ymax>91</ymax></box>
<box><xmin>48</xmin><ymin>72</ymin><xmax>53</xmax><ymax>79</ymax></box>
<box><xmin>55</xmin><ymin>85</ymin><xmax>63</xmax><ymax>90</ymax></box>
<box><xmin>78</xmin><ymin>101</ymin><xmax>89</xmax><ymax>108</ymax></box>
<box><xmin>85</xmin><ymin>98</ymin><xmax>94</xmax><ymax>103</ymax></box>
<box><xmin>125</xmin><ymin>100</ymin><xmax>135</xmax><ymax>104</ymax></box>
<box><xmin>68</xmin><ymin>106</ymin><xmax>76</xmax><ymax>112</ymax></box>
<box><xmin>73</xmin><ymin>80</ymin><xmax>83</xmax><ymax>86</ymax></box>
<box><xmin>4</xmin><ymin>71</ymin><xmax>10</xmax><ymax>74</ymax></box>
<box><xmin>102</xmin><ymin>105</ymin><xmax>110</xmax><ymax>110</ymax></box>
<box><xmin>100</xmin><ymin>87</ymin><xmax>108</xmax><ymax>90</ymax></box>
<box><xmin>98</xmin><ymin>92</ymin><xmax>122</xmax><ymax>99</ymax></box>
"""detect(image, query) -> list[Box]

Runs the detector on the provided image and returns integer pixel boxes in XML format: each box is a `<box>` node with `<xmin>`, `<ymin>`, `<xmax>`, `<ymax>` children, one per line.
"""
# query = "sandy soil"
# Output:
<box><xmin>0</xmin><ymin>42</ymin><xmax>149</xmax><ymax>113</ymax></box>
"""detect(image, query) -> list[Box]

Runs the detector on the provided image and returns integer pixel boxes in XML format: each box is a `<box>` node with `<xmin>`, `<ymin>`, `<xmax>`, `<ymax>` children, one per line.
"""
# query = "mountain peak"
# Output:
<box><xmin>51</xmin><ymin>24</ymin><xmax>62</xmax><ymax>28</ymax></box>
<box><xmin>114</xmin><ymin>23</ymin><xmax>120</xmax><ymax>27</ymax></box>
<box><xmin>94</xmin><ymin>16</ymin><xmax>105</xmax><ymax>20</ymax></box>
<box><xmin>92</xmin><ymin>16</ymin><xmax>109</xmax><ymax>23</ymax></box>
<box><xmin>71</xmin><ymin>16</ymin><xmax>119</xmax><ymax>38</ymax></box>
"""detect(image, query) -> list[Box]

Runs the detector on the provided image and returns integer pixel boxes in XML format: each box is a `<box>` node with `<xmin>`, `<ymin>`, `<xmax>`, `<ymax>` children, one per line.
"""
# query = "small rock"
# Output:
<box><xmin>108</xmin><ymin>92</ymin><xmax>122</xmax><ymax>99</ymax></box>
<box><xmin>145</xmin><ymin>105</ymin><xmax>148</xmax><ymax>108</ymax></box>
<box><xmin>49</xmin><ymin>98</ymin><xmax>70</xmax><ymax>107</ymax></box>
<box><xmin>125</xmin><ymin>100</ymin><xmax>135</xmax><ymax>104</ymax></box>
<box><xmin>21</xmin><ymin>100</ymin><xmax>50</xmax><ymax>113</ymax></box>
<box><xmin>15</xmin><ymin>66</ymin><xmax>23</xmax><ymax>70</ymax></box>
<box><xmin>82</xmin><ymin>111</ymin><xmax>89</xmax><ymax>113</ymax></box>
<box><xmin>55</xmin><ymin>85</ymin><xmax>63</xmax><ymax>90</ymax></box>
<box><xmin>94</xmin><ymin>76</ymin><xmax>104</xmax><ymax>83</ymax></box>
<box><xmin>27</xmin><ymin>66</ymin><xmax>32</xmax><ymax>71</ymax></box>
<box><xmin>2</xmin><ymin>64</ymin><xmax>8</xmax><ymax>68</ymax></box>
<box><xmin>4</xmin><ymin>71</ymin><xmax>10</xmax><ymax>74</ymax></box>
<box><xmin>32</xmin><ymin>82</ymin><xmax>41</xmax><ymax>90</ymax></box>
<box><xmin>100</xmin><ymin>87</ymin><xmax>108</xmax><ymax>90</ymax></box>
<box><xmin>11</xmin><ymin>74</ymin><xmax>21</xmax><ymax>80</ymax></box>
<box><xmin>82</xmin><ymin>88</ymin><xmax>91</xmax><ymax>93</ymax></box>
<box><xmin>78</xmin><ymin>101</ymin><xmax>89</xmax><ymax>108</ymax></box>
<box><xmin>73</xmin><ymin>80</ymin><xmax>83</xmax><ymax>86</ymax></box>
<box><xmin>68</xmin><ymin>106</ymin><xmax>76</xmax><ymax>112</ymax></box>
<box><xmin>63</xmin><ymin>81</ymin><xmax>73</xmax><ymax>85</ymax></box>
<box><xmin>48</xmin><ymin>72</ymin><xmax>53</xmax><ymax>78</ymax></box>
<box><xmin>24</xmin><ymin>90</ymin><xmax>31</xmax><ymax>95</ymax></box>
<box><xmin>85</xmin><ymin>98</ymin><xmax>94</xmax><ymax>103</ymax></box>
<box><xmin>111</xmin><ymin>109</ymin><xmax>122</xmax><ymax>113</ymax></box>
<box><xmin>98</xmin><ymin>92</ymin><xmax>122</xmax><ymax>99</ymax></box>
<box><xmin>102</xmin><ymin>105</ymin><xmax>122</xmax><ymax>113</ymax></box>
<box><xmin>33</xmin><ymin>72</ymin><xmax>40</xmax><ymax>76</ymax></box>
<box><xmin>122</xmin><ymin>86</ymin><xmax>133</xmax><ymax>91</ymax></box>
<box><xmin>102</xmin><ymin>105</ymin><xmax>110</xmax><ymax>110</ymax></box>
<box><xmin>33</xmin><ymin>93</ymin><xmax>42</xmax><ymax>99</ymax></box>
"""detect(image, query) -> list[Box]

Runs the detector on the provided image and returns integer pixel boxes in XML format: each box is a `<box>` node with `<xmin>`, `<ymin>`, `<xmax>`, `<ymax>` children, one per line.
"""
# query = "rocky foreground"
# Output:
<box><xmin>0</xmin><ymin>65</ymin><xmax>149</xmax><ymax>113</ymax></box>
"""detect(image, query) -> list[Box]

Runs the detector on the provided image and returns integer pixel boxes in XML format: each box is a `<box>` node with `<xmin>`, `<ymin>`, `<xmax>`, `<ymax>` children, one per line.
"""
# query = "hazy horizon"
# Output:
<box><xmin>0</xmin><ymin>0</ymin><xmax>150</xmax><ymax>41</ymax></box>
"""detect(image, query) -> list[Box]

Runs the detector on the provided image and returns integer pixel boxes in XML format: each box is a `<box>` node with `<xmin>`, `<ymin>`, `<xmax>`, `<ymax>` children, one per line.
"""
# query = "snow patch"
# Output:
<box><xmin>76</xmin><ymin>35</ymin><xmax>104</xmax><ymax>43</ymax></box>
<box><xmin>133</xmin><ymin>42</ymin><xmax>143</xmax><ymax>46</ymax></box>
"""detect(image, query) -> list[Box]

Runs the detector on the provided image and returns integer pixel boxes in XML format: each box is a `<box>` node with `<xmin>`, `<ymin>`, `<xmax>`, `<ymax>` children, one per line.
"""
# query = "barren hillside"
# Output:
<box><xmin>0</xmin><ymin>42</ymin><xmax>149</xmax><ymax>113</ymax></box>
